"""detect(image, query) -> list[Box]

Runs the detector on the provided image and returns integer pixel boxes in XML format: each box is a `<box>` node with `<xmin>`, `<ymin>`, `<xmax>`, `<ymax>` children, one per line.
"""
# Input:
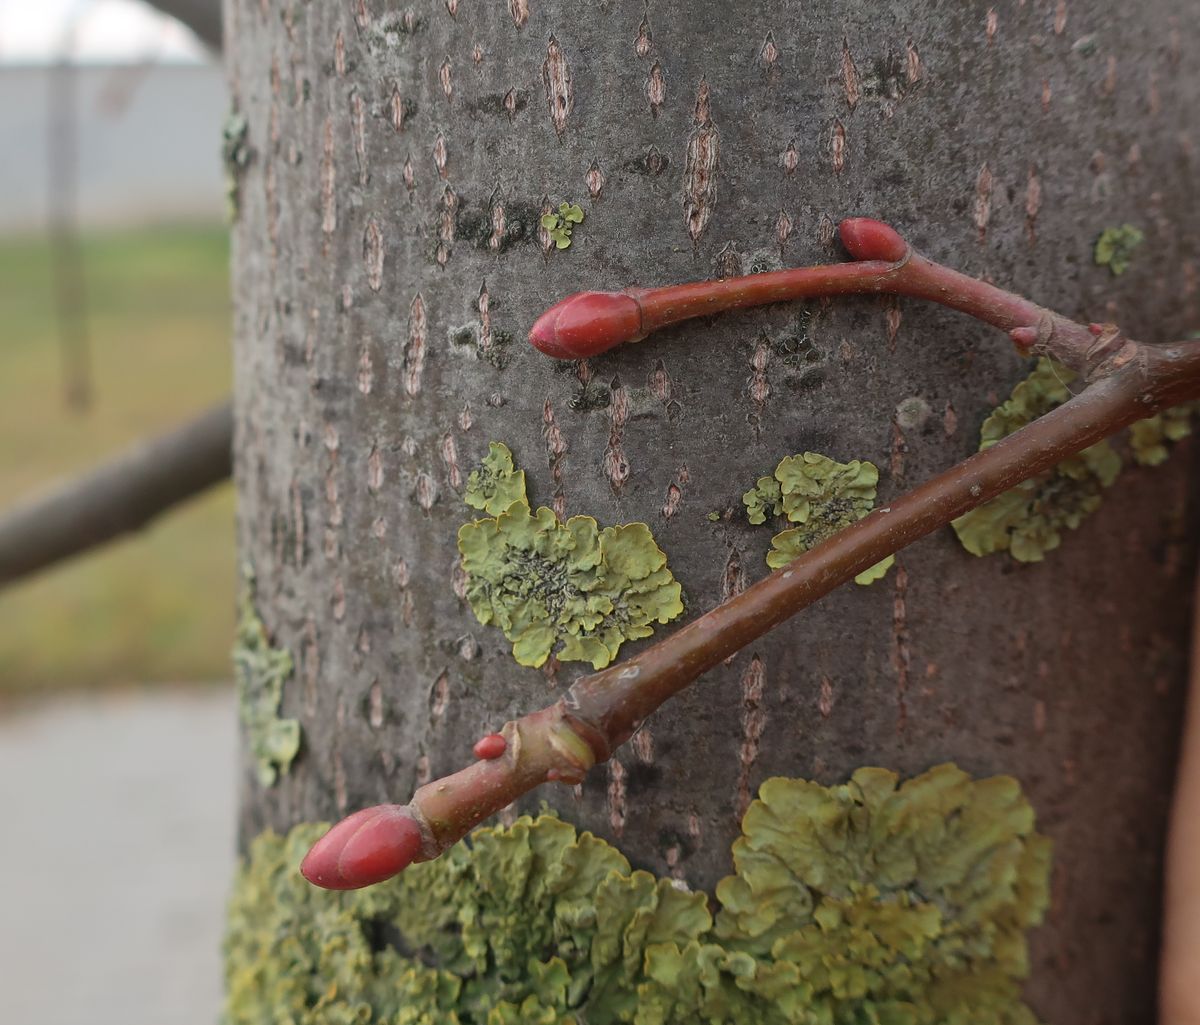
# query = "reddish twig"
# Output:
<box><xmin>302</xmin><ymin>223</ymin><xmax>1200</xmax><ymax>891</ymax></box>
<box><xmin>529</xmin><ymin>218</ymin><xmax>1118</xmax><ymax>378</ymax></box>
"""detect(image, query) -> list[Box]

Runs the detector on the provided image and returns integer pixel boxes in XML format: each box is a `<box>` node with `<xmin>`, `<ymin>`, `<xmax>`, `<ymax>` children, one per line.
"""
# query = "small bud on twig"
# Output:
<box><xmin>473</xmin><ymin>733</ymin><xmax>508</xmax><ymax>760</ymax></box>
<box><xmin>300</xmin><ymin>804</ymin><xmax>425</xmax><ymax>890</ymax></box>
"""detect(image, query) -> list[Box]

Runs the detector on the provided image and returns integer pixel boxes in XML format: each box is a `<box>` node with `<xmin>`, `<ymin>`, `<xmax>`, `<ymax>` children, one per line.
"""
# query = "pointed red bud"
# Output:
<box><xmin>528</xmin><ymin>290</ymin><xmax>644</xmax><ymax>359</ymax></box>
<box><xmin>838</xmin><ymin>218</ymin><xmax>908</xmax><ymax>263</ymax></box>
<box><xmin>473</xmin><ymin>733</ymin><xmax>508</xmax><ymax>760</ymax></box>
<box><xmin>300</xmin><ymin>804</ymin><xmax>424</xmax><ymax>890</ymax></box>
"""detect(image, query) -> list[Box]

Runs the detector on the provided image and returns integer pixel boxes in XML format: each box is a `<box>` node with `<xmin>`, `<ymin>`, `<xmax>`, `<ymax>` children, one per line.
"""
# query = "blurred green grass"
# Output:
<box><xmin>0</xmin><ymin>225</ymin><xmax>235</xmax><ymax>692</ymax></box>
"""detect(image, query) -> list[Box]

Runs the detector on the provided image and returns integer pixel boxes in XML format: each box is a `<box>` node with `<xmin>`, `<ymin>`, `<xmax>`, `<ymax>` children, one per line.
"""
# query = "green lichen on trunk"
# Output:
<box><xmin>1129</xmin><ymin>402</ymin><xmax>1198</xmax><ymax>466</ymax></box>
<box><xmin>954</xmin><ymin>360</ymin><xmax>1199</xmax><ymax>556</ymax></box>
<box><xmin>540</xmin><ymin>202</ymin><xmax>586</xmax><ymax>249</ymax></box>
<box><xmin>952</xmin><ymin>360</ymin><xmax>1122</xmax><ymax>562</ymax></box>
<box><xmin>743</xmin><ymin>452</ymin><xmax>894</xmax><ymax>585</ymax></box>
<box><xmin>465</xmin><ymin>442</ymin><xmax>530</xmax><ymax>516</ymax></box>
<box><xmin>221</xmin><ymin>112</ymin><xmax>251</xmax><ymax>221</ymax></box>
<box><xmin>232</xmin><ymin>572</ymin><xmax>300</xmax><ymax>786</ymax></box>
<box><xmin>1093</xmin><ymin>224</ymin><xmax>1144</xmax><ymax>276</ymax></box>
<box><xmin>458</xmin><ymin>443</ymin><xmax>683</xmax><ymax>669</ymax></box>
<box><xmin>223</xmin><ymin>764</ymin><xmax>1050</xmax><ymax>1025</ymax></box>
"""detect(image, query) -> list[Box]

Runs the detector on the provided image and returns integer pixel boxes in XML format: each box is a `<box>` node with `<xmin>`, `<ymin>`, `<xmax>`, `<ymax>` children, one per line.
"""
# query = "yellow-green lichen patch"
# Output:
<box><xmin>850</xmin><ymin>552</ymin><xmax>895</xmax><ymax>586</ymax></box>
<box><xmin>1130</xmin><ymin>402</ymin><xmax>1198</xmax><ymax>466</ymax></box>
<box><xmin>1093</xmin><ymin>224</ymin><xmax>1144</xmax><ymax>276</ymax></box>
<box><xmin>695</xmin><ymin>764</ymin><xmax>1051</xmax><ymax>1025</ymax></box>
<box><xmin>223</xmin><ymin>814</ymin><xmax>711</xmax><ymax>1025</ymax></box>
<box><xmin>458</xmin><ymin>443</ymin><xmax>683</xmax><ymax>669</ymax></box>
<box><xmin>225</xmin><ymin>765</ymin><xmax>1051</xmax><ymax>1025</ymax></box>
<box><xmin>952</xmin><ymin>359</ymin><xmax>1122</xmax><ymax>562</ymax></box>
<box><xmin>232</xmin><ymin>574</ymin><xmax>300</xmax><ymax>787</ymax></box>
<box><xmin>743</xmin><ymin>451</ymin><xmax>894</xmax><ymax>585</ymax></box>
<box><xmin>464</xmin><ymin>441</ymin><xmax>529</xmax><ymax>516</ymax></box>
<box><xmin>540</xmin><ymin>202</ymin><xmax>586</xmax><ymax>250</ymax></box>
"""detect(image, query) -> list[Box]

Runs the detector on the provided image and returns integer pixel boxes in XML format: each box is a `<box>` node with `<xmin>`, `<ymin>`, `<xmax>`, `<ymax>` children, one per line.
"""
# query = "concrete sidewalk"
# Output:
<box><xmin>0</xmin><ymin>686</ymin><xmax>237</xmax><ymax>1025</ymax></box>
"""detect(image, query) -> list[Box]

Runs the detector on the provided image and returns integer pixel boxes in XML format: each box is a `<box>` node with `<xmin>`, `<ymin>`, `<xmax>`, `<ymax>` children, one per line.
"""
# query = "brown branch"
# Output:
<box><xmin>303</xmin><ymin>337</ymin><xmax>1200</xmax><ymax>890</ymax></box>
<box><xmin>0</xmin><ymin>400</ymin><xmax>232</xmax><ymax>590</ymax></box>
<box><xmin>141</xmin><ymin>0</ymin><xmax>222</xmax><ymax>52</ymax></box>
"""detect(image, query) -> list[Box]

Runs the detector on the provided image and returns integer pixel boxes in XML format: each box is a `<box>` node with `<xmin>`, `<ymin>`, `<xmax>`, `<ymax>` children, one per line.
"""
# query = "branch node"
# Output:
<box><xmin>544</xmin><ymin>711</ymin><xmax>599</xmax><ymax>780</ymax></box>
<box><xmin>1071</xmin><ymin>324</ymin><xmax>1139</xmax><ymax>383</ymax></box>
<box><xmin>558</xmin><ymin>697</ymin><xmax>614</xmax><ymax>763</ymax></box>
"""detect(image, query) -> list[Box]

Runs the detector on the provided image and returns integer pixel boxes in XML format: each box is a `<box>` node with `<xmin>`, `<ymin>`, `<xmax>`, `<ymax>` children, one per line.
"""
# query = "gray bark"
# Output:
<box><xmin>227</xmin><ymin>1</ymin><xmax>1200</xmax><ymax>1019</ymax></box>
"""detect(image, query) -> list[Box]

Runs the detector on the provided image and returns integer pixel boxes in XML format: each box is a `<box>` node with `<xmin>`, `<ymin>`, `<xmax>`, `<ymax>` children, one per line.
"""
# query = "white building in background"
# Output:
<box><xmin>0</xmin><ymin>0</ymin><xmax>222</xmax><ymax>233</ymax></box>
<box><xmin>0</xmin><ymin>62</ymin><xmax>227</xmax><ymax>233</ymax></box>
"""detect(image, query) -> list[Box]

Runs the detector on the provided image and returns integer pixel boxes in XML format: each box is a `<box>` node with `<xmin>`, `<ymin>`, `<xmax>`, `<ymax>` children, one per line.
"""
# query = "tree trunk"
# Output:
<box><xmin>225</xmin><ymin>1</ymin><xmax>1199</xmax><ymax>1020</ymax></box>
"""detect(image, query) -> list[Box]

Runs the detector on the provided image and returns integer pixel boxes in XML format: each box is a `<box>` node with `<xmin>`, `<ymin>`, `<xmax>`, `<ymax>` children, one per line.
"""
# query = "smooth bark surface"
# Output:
<box><xmin>227</xmin><ymin>2</ymin><xmax>1200</xmax><ymax>1019</ymax></box>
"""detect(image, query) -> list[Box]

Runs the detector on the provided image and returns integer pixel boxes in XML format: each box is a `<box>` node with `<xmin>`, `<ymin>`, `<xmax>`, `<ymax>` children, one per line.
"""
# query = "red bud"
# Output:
<box><xmin>528</xmin><ymin>290</ymin><xmax>644</xmax><ymax>359</ymax></box>
<box><xmin>300</xmin><ymin>804</ymin><xmax>424</xmax><ymax>890</ymax></box>
<box><xmin>838</xmin><ymin>218</ymin><xmax>908</xmax><ymax>263</ymax></box>
<box><xmin>473</xmin><ymin>733</ymin><xmax>508</xmax><ymax>760</ymax></box>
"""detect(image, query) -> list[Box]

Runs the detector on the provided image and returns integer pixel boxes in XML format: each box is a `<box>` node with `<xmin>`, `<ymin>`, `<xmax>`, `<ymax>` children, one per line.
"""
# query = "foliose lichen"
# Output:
<box><xmin>223</xmin><ymin>764</ymin><xmax>1050</xmax><ymax>1025</ymax></box>
<box><xmin>743</xmin><ymin>452</ymin><xmax>895</xmax><ymax>586</ymax></box>
<box><xmin>1093</xmin><ymin>224</ymin><xmax>1144</xmax><ymax>276</ymax></box>
<box><xmin>952</xmin><ymin>359</ymin><xmax>1122</xmax><ymax>562</ymax></box>
<box><xmin>1129</xmin><ymin>402</ymin><xmax>1198</xmax><ymax>467</ymax></box>
<box><xmin>232</xmin><ymin>572</ymin><xmax>300</xmax><ymax>787</ymax></box>
<box><xmin>464</xmin><ymin>441</ymin><xmax>529</xmax><ymax>516</ymax></box>
<box><xmin>702</xmin><ymin>765</ymin><xmax>1051</xmax><ymax>1025</ymax></box>
<box><xmin>541</xmin><ymin>202</ymin><xmax>585</xmax><ymax>249</ymax></box>
<box><xmin>458</xmin><ymin>443</ymin><xmax>683</xmax><ymax>669</ymax></box>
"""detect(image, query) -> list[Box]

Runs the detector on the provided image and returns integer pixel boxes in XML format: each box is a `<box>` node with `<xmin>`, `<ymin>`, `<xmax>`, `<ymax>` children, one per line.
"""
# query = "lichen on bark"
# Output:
<box><xmin>224</xmin><ymin>765</ymin><xmax>1050</xmax><ymax>1025</ymax></box>
<box><xmin>221</xmin><ymin>111</ymin><xmax>251</xmax><ymax>221</ymax></box>
<box><xmin>1130</xmin><ymin>403</ymin><xmax>1198</xmax><ymax>467</ymax></box>
<box><xmin>952</xmin><ymin>360</ymin><xmax>1122</xmax><ymax>562</ymax></box>
<box><xmin>464</xmin><ymin>441</ymin><xmax>529</xmax><ymax>516</ymax></box>
<box><xmin>458</xmin><ymin>443</ymin><xmax>683</xmax><ymax>669</ymax></box>
<box><xmin>232</xmin><ymin>572</ymin><xmax>301</xmax><ymax>787</ymax></box>
<box><xmin>540</xmin><ymin>202</ymin><xmax>586</xmax><ymax>249</ymax></box>
<box><xmin>743</xmin><ymin>452</ymin><xmax>894</xmax><ymax>585</ymax></box>
<box><xmin>1093</xmin><ymin>225</ymin><xmax>1145</xmax><ymax>277</ymax></box>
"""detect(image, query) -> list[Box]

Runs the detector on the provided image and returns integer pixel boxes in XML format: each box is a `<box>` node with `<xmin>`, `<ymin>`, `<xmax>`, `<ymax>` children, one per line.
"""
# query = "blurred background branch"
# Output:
<box><xmin>142</xmin><ymin>0</ymin><xmax>220</xmax><ymax>52</ymax></box>
<box><xmin>0</xmin><ymin>399</ymin><xmax>232</xmax><ymax>589</ymax></box>
<box><xmin>0</xmin><ymin>0</ymin><xmax>233</xmax><ymax>689</ymax></box>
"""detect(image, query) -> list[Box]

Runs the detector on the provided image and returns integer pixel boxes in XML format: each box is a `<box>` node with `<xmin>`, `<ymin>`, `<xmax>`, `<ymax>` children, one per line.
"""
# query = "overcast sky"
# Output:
<box><xmin>0</xmin><ymin>0</ymin><xmax>206</xmax><ymax>63</ymax></box>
